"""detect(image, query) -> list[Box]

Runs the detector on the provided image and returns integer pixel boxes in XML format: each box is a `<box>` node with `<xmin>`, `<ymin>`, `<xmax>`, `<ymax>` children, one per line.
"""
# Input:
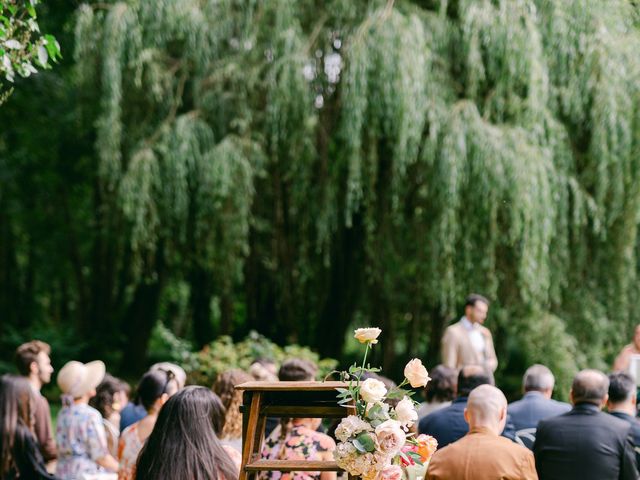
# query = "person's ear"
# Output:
<box><xmin>29</xmin><ymin>361</ymin><xmax>39</xmax><ymax>375</ymax></box>
<box><xmin>500</xmin><ymin>406</ymin><xmax>507</xmax><ymax>422</ymax></box>
<box><xmin>463</xmin><ymin>408</ymin><xmax>470</xmax><ymax>425</ymax></box>
<box><xmin>160</xmin><ymin>393</ymin><xmax>170</xmax><ymax>406</ymax></box>
<box><xmin>600</xmin><ymin>394</ymin><xmax>609</xmax><ymax>410</ymax></box>
<box><xmin>569</xmin><ymin>388</ymin><xmax>574</xmax><ymax>405</ymax></box>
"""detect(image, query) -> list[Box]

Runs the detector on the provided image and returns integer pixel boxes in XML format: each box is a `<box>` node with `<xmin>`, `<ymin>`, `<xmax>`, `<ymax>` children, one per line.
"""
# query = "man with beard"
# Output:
<box><xmin>15</xmin><ymin>340</ymin><xmax>57</xmax><ymax>466</ymax></box>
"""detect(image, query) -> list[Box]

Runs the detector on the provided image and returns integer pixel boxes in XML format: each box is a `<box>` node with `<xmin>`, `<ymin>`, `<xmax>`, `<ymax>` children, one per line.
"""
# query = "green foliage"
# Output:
<box><xmin>150</xmin><ymin>326</ymin><xmax>338</xmax><ymax>387</ymax></box>
<box><xmin>0</xmin><ymin>0</ymin><xmax>60</xmax><ymax>101</ymax></box>
<box><xmin>2</xmin><ymin>0</ymin><xmax>640</xmax><ymax>383</ymax></box>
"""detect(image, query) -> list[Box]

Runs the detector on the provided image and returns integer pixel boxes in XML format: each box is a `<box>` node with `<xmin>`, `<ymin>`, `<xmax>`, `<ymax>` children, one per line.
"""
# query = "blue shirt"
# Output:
<box><xmin>504</xmin><ymin>391</ymin><xmax>571</xmax><ymax>448</ymax></box>
<box><xmin>119</xmin><ymin>402</ymin><xmax>147</xmax><ymax>432</ymax></box>
<box><xmin>418</xmin><ymin>397</ymin><xmax>469</xmax><ymax>448</ymax></box>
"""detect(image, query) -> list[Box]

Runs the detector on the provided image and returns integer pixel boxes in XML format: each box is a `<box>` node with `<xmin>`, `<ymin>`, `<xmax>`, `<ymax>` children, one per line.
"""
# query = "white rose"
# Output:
<box><xmin>394</xmin><ymin>396</ymin><xmax>418</xmax><ymax>427</ymax></box>
<box><xmin>404</xmin><ymin>358</ymin><xmax>430</xmax><ymax>388</ymax></box>
<box><xmin>360</xmin><ymin>378</ymin><xmax>387</xmax><ymax>404</ymax></box>
<box><xmin>335</xmin><ymin>415</ymin><xmax>373</xmax><ymax>442</ymax></box>
<box><xmin>375</xmin><ymin>419</ymin><xmax>406</xmax><ymax>456</ymax></box>
<box><xmin>354</xmin><ymin>327</ymin><xmax>382</xmax><ymax>344</ymax></box>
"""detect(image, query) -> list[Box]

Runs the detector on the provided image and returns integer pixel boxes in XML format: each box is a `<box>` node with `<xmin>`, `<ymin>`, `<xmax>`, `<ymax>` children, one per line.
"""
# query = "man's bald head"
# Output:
<box><xmin>571</xmin><ymin>369</ymin><xmax>609</xmax><ymax>406</ymax></box>
<box><xmin>464</xmin><ymin>385</ymin><xmax>508</xmax><ymax>434</ymax></box>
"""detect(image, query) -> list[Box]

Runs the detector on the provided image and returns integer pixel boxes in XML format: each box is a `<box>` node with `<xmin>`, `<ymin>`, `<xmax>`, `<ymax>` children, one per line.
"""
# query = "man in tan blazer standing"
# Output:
<box><xmin>441</xmin><ymin>294</ymin><xmax>498</xmax><ymax>372</ymax></box>
<box><xmin>426</xmin><ymin>385</ymin><xmax>538</xmax><ymax>480</ymax></box>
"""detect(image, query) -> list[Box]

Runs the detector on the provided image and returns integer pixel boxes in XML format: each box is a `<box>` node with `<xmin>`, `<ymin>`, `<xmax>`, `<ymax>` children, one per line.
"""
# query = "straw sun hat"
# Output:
<box><xmin>57</xmin><ymin>360</ymin><xmax>106</xmax><ymax>399</ymax></box>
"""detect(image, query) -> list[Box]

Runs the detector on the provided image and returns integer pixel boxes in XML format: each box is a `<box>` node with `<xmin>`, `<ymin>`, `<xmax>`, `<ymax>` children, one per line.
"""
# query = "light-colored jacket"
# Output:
<box><xmin>426</xmin><ymin>427</ymin><xmax>538</xmax><ymax>480</ymax></box>
<box><xmin>441</xmin><ymin>320</ymin><xmax>498</xmax><ymax>372</ymax></box>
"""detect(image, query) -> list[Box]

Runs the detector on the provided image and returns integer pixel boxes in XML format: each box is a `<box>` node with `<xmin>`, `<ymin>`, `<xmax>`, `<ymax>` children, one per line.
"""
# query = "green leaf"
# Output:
<box><xmin>354</xmin><ymin>432</ymin><xmax>376</xmax><ymax>452</ymax></box>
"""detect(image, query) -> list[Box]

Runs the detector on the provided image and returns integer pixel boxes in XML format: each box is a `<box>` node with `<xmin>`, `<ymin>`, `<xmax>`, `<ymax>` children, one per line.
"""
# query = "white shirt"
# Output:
<box><xmin>461</xmin><ymin>316</ymin><xmax>485</xmax><ymax>357</ymax></box>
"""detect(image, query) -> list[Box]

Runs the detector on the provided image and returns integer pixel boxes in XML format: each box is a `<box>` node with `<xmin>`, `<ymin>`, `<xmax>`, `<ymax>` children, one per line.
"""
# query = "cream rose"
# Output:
<box><xmin>394</xmin><ymin>396</ymin><xmax>418</xmax><ymax>427</ymax></box>
<box><xmin>335</xmin><ymin>415</ymin><xmax>373</xmax><ymax>442</ymax></box>
<box><xmin>404</xmin><ymin>358</ymin><xmax>430</xmax><ymax>388</ymax></box>
<box><xmin>354</xmin><ymin>327</ymin><xmax>382</xmax><ymax>344</ymax></box>
<box><xmin>360</xmin><ymin>378</ymin><xmax>387</xmax><ymax>404</ymax></box>
<box><xmin>375</xmin><ymin>419</ymin><xmax>406</xmax><ymax>456</ymax></box>
<box><xmin>380</xmin><ymin>464</ymin><xmax>403</xmax><ymax>480</ymax></box>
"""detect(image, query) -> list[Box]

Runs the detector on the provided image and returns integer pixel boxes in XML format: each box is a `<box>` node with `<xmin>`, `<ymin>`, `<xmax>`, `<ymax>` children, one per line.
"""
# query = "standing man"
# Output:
<box><xmin>613</xmin><ymin>324</ymin><xmax>640</xmax><ymax>373</ymax></box>
<box><xmin>15</xmin><ymin>340</ymin><xmax>57</xmax><ymax>465</ymax></box>
<box><xmin>441</xmin><ymin>294</ymin><xmax>498</xmax><ymax>373</ymax></box>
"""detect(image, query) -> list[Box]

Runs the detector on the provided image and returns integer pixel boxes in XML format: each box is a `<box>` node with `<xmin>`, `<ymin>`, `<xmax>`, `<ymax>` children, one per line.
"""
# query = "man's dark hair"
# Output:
<box><xmin>424</xmin><ymin>365</ymin><xmax>457</xmax><ymax>402</ymax></box>
<box><xmin>571</xmin><ymin>369</ymin><xmax>609</xmax><ymax>405</ymax></box>
<box><xmin>457</xmin><ymin>365</ymin><xmax>494</xmax><ymax>397</ymax></box>
<box><xmin>608</xmin><ymin>372</ymin><xmax>636</xmax><ymax>404</ymax></box>
<box><xmin>14</xmin><ymin>340</ymin><xmax>51</xmax><ymax>376</ymax></box>
<box><xmin>278</xmin><ymin>358</ymin><xmax>317</xmax><ymax>381</ymax></box>
<box><xmin>465</xmin><ymin>294</ymin><xmax>490</xmax><ymax>308</ymax></box>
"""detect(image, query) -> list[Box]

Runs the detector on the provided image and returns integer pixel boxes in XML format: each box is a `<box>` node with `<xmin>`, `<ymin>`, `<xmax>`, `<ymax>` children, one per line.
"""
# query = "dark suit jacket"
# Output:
<box><xmin>418</xmin><ymin>397</ymin><xmax>468</xmax><ymax>448</ymax></box>
<box><xmin>504</xmin><ymin>391</ymin><xmax>571</xmax><ymax>448</ymax></box>
<box><xmin>534</xmin><ymin>403</ymin><xmax>639</xmax><ymax>480</ymax></box>
<box><xmin>610</xmin><ymin>411</ymin><xmax>640</xmax><ymax>467</ymax></box>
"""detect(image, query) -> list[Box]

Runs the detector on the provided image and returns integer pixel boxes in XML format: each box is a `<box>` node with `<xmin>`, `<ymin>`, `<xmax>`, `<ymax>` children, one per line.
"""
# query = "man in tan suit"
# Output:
<box><xmin>427</xmin><ymin>385</ymin><xmax>538</xmax><ymax>480</ymax></box>
<box><xmin>441</xmin><ymin>294</ymin><xmax>498</xmax><ymax>372</ymax></box>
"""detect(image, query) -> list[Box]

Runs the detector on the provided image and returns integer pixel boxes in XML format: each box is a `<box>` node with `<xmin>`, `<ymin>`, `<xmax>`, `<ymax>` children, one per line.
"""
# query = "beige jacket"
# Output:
<box><xmin>427</xmin><ymin>427</ymin><xmax>537</xmax><ymax>480</ymax></box>
<box><xmin>441</xmin><ymin>319</ymin><xmax>498</xmax><ymax>372</ymax></box>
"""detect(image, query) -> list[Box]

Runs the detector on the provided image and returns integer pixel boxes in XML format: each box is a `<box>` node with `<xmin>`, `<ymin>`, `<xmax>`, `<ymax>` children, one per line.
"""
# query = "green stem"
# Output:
<box><xmin>354</xmin><ymin>342</ymin><xmax>371</xmax><ymax>416</ymax></box>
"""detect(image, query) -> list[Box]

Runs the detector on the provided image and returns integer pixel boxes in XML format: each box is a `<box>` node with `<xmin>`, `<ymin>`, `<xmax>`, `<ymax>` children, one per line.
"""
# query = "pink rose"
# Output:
<box><xmin>381</xmin><ymin>464</ymin><xmax>403</xmax><ymax>480</ymax></box>
<box><xmin>404</xmin><ymin>359</ymin><xmax>430</xmax><ymax>388</ymax></box>
<box><xmin>375</xmin><ymin>420</ymin><xmax>406</xmax><ymax>456</ymax></box>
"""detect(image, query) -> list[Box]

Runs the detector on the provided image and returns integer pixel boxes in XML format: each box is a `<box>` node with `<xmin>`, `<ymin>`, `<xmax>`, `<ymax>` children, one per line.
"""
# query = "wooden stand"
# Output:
<box><xmin>236</xmin><ymin>381</ymin><xmax>354</xmax><ymax>480</ymax></box>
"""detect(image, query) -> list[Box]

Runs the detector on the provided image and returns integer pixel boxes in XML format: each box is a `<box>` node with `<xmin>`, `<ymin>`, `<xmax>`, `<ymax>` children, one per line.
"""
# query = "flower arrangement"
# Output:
<box><xmin>333</xmin><ymin>328</ymin><xmax>438</xmax><ymax>479</ymax></box>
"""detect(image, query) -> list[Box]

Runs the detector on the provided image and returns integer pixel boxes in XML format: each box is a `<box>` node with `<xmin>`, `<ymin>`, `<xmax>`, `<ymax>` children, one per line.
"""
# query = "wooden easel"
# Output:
<box><xmin>236</xmin><ymin>381</ymin><xmax>354</xmax><ymax>480</ymax></box>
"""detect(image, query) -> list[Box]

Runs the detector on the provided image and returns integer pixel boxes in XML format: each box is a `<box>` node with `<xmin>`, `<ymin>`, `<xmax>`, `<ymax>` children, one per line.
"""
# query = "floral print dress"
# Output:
<box><xmin>55</xmin><ymin>404</ymin><xmax>110</xmax><ymax>480</ymax></box>
<box><xmin>259</xmin><ymin>423</ymin><xmax>336</xmax><ymax>480</ymax></box>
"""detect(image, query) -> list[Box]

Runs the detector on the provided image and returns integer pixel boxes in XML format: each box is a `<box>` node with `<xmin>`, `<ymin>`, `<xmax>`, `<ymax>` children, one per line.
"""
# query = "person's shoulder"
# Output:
<box><xmin>478</xmin><ymin>324</ymin><xmax>493</xmax><ymax>335</ymax></box>
<box><xmin>304</xmin><ymin>426</ymin><xmax>336</xmax><ymax>449</ymax></box>
<box><xmin>549</xmin><ymin>399</ymin><xmax>572</xmax><ymax>412</ymax></box>
<box><xmin>121</xmin><ymin>422</ymin><xmax>138</xmax><ymax>438</ymax></box>
<box><xmin>223</xmin><ymin>444</ymin><xmax>242</xmax><ymax>467</ymax></box>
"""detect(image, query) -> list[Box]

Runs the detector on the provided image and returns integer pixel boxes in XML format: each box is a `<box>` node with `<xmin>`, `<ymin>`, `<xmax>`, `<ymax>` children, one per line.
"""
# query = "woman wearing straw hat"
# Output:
<box><xmin>55</xmin><ymin>361</ymin><xmax>119</xmax><ymax>480</ymax></box>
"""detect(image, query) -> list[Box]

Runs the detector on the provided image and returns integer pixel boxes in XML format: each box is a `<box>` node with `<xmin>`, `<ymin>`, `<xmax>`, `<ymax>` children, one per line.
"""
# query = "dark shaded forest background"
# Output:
<box><xmin>3</xmin><ymin>0</ymin><xmax>640</xmax><ymax>398</ymax></box>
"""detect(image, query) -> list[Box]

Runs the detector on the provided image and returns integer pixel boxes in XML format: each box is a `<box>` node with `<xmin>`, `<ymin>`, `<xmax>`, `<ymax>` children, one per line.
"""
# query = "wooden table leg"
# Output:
<box><xmin>240</xmin><ymin>391</ymin><xmax>262</xmax><ymax>480</ymax></box>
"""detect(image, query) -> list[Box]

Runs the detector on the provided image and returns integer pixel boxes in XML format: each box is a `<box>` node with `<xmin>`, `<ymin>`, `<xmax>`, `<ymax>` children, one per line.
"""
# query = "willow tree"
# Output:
<box><xmin>63</xmin><ymin>0</ymin><xmax>640</xmax><ymax>380</ymax></box>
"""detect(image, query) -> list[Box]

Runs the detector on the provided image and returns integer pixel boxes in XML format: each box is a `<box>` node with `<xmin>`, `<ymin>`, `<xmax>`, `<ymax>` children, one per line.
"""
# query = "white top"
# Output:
<box><xmin>461</xmin><ymin>316</ymin><xmax>485</xmax><ymax>357</ymax></box>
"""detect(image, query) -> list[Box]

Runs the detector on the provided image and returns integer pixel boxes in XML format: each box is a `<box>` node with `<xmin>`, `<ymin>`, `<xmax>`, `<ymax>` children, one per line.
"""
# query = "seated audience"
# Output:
<box><xmin>89</xmin><ymin>374</ymin><xmax>130</xmax><ymax>456</ymax></box>
<box><xmin>417</xmin><ymin>365</ymin><xmax>457</xmax><ymax>419</ymax></box>
<box><xmin>419</xmin><ymin>365</ymin><xmax>494</xmax><ymax>448</ymax></box>
<box><xmin>504</xmin><ymin>364</ymin><xmax>570</xmax><ymax>448</ymax></box>
<box><xmin>426</xmin><ymin>384</ymin><xmax>537</xmax><ymax>480</ymax></box>
<box><xmin>15</xmin><ymin>340</ymin><xmax>57</xmax><ymax>465</ymax></box>
<box><xmin>55</xmin><ymin>360</ymin><xmax>119</xmax><ymax>479</ymax></box>
<box><xmin>0</xmin><ymin>374</ymin><xmax>58</xmax><ymax>480</ymax></box>
<box><xmin>117</xmin><ymin>369</ymin><xmax>179</xmax><ymax>480</ymax></box>
<box><xmin>213</xmin><ymin>369</ymin><xmax>253</xmax><ymax>452</ymax></box>
<box><xmin>607</xmin><ymin>372</ymin><xmax>640</xmax><ymax>466</ymax></box>
<box><xmin>135</xmin><ymin>386</ymin><xmax>240</xmax><ymax>480</ymax></box>
<box><xmin>259</xmin><ymin>358</ymin><xmax>336</xmax><ymax>480</ymax></box>
<box><xmin>249</xmin><ymin>358</ymin><xmax>279</xmax><ymax>382</ymax></box>
<box><xmin>534</xmin><ymin>369</ymin><xmax>639</xmax><ymax>480</ymax></box>
<box><xmin>614</xmin><ymin>324</ymin><xmax>640</xmax><ymax>372</ymax></box>
<box><xmin>119</xmin><ymin>362</ymin><xmax>186</xmax><ymax>431</ymax></box>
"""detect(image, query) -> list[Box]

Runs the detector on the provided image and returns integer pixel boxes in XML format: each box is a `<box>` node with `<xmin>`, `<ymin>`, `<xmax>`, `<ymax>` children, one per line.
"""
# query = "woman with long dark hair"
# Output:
<box><xmin>135</xmin><ymin>386</ymin><xmax>240</xmax><ymax>480</ymax></box>
<box><xmin>117</xmin><ymin>370</ymin><xmax>178</xmax><ymax>480</ymax></box>
<box><xmin>0</xmin><ymin>374</ymin><xmax>58</xmax><ymax>480</ymax></box>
